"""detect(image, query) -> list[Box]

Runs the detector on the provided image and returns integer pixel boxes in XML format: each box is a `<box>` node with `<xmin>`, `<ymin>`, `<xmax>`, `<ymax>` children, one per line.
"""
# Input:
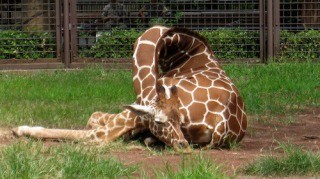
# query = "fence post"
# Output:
<box><xmin>63</xmin><ymin>0</ymin><xmax>71</xmax><ymax>68</ymax></box>
<box><xmin>273</xmin><ymin>0</ymin><xmax>280</xmax><ymax>58</ymax></box>
<box><xmin>266</xmin><ymin>0</ymin><xmax>280</xmax><ymax>62</ymax></box>
<box><xmin>70</xmin><ymin>0</ymin><xmax>78</xmax><ymax>61</ymax></box>
<box><xmin>267</xmin><ymin>0</ymin><xmax>273</xmax><ymax>61</ymax></box>
<box><xmin>55</xmin><ymin>0</ymin><xmax>62</xmax><ymax>61</ymax></box>
<box><xmin>259</xmin><ymin>0</ymin><xmax>266</xmax><ymax>63</ymax></box>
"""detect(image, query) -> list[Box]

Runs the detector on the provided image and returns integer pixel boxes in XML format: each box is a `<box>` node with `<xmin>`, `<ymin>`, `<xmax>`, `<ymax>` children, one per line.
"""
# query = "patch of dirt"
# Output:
<box><xmin>0</xmin><ymin>127</ymin><xmax>16</xmax><ymax>148</ymax></box>
<box><xmin>1</xmin><ymin>107</ymin><xmax>319</xmax><ymax>177</ymax></box>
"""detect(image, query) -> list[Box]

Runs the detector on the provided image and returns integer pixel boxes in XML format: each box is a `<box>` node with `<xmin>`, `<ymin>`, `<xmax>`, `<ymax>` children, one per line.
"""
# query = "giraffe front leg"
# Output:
<box><xmin>12</xmin><ymin>110</ymin><xmax>142</xmax><ymax>145</ymax></box>
<box><xmin>87</xmin><ymin>110</ymin><xmax>145</xmax><ymax>143</ymax></box>
<box><xmin>12</xmin><ymin>126</ymin><xmax>44</xmax><ymax>137</ymax></box>
<box><xmin>12</xmin><ymin>126</ymin><xmax>93</xmax><ymax>141</ymax></box>
<box><xmin>11</xmin><ymin>124</ymin><xmax>131</xmax><ymax>144</ymax></box>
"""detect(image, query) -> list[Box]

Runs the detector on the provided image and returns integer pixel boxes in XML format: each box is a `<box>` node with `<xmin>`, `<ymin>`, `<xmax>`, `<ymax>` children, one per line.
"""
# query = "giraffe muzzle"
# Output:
<box><xmin>173</xmin><ymin>140</ymin><xmax>191</xmax><ymax>153</ymax></box>
<box><xmin>178</xmin><ymin>140</ymin><xmax>189</xmax><ymax>148</ymax></box>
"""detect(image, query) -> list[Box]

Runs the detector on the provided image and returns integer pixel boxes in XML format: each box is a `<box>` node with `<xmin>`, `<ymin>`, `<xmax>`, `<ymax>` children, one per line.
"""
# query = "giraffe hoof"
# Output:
<box><xmin>174</xmin><ymin>146</ymin><xmax>192</xmax><ymax>154</ymax></box>
<box><xmin>12</xmin><ymin>126</ymin><xmax>24</xmax><ymax>137</ymax></box>
<box><xmin>181</xmin><ymin>148</ymin><xmax>192</xmax><ymax>154</ymax></box>
<box><xmin>173</xmin><ymin>140</ymin><xmax>192</xmax><ymax>154</ymax></box>
<box><xmin>144</xmin><ymin>137</ymin><xmax>158</xmax><ymax>146</ymax></box>
<box><xmin>11</xmin><ymin>126</ymin><xmax>30</xmax><ymax>137</ymax></box>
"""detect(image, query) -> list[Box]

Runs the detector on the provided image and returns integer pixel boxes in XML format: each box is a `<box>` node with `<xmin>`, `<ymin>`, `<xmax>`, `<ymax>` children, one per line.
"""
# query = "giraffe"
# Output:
<box><xmin>12</xmin><ymin>25</ymin><xmax>247</xmax><ymax>151</ymax></box>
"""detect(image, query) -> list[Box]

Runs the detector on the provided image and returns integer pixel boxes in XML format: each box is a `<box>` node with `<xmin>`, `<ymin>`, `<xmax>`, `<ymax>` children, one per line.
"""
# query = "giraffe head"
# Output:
<box><xmin>124</xmin><ymin>84</ymin><xmax>190</xmax><ymax>152</ymax></box>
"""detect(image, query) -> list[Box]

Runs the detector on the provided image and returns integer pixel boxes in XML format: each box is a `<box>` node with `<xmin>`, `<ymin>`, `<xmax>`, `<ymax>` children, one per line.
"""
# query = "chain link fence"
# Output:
<box><xmin>0</xmin><ymin>0</ymin><xmax>319</xmax><ymax>69</ymax></box>
<box><xmin>0</xmin><ymin>0</ymin><xmax>60</xmax><ymax>68</ymax></box>
<box><xmin>75</xmin><ymin>0</ymin><xmax>261</xmax><ymax>62</ymax></box>
<box><xmin>279</xmin><ymin>0</ymin><xmax>320</xmax><ymax>61</ymax></box>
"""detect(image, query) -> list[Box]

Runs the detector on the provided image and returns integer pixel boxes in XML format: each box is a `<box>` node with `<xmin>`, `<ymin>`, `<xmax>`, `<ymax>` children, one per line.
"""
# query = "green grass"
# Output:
<box><xmin>243</xmin><ymin>142</ymin><xmax>320</xmax><ymax>176</ymax></box>
<box><xmin>0</xmin><ymin>141</ymin><xmax>229</xmax><ymax>178</ymax></box>
<box><xmin>0</xmin><ymin>67</ymin><xmax>135</xmax><ymax>128</ymax></box>
<box><xmin>0</xmin><ymin>63</ymin><xmax>319</xmax><ymax>178</ymax></box>
<box><xmin>224</xmin><ymin>62</ymin><xmax>320</xmax><ymax>115</ymax></box>
<box><xmin>0</xmin><ymin>63</ymin><xmax>319</xmax><ymax>127</ymax></box>
<box><xmin>155</xmin><ymin>154</ymin><xmax>229</xmax><ymax>179</ymax></box>
<box><xmin>0</xmin><ymin>141</ymin><xmax>138</xmax><ymax>178</ymax></box>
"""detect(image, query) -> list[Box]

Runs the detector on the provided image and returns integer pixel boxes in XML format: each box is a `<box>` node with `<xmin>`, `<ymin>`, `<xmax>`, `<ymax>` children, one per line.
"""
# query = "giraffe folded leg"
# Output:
<box><xmin>12</xmin><ymin>109</ymin><xmax>143</xmax><ymax>145</ymax></box>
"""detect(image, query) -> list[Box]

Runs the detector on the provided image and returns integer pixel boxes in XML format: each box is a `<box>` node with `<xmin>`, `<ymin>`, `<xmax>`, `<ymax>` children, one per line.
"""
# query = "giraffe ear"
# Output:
<box><xmin>170</xmin><ymin>85</ymin><xmax>178</xmax><ymax>96</ymax></box>
<box><xmin>170</xmin><ymin>85</ymin><xmax>179</xmax><ymax>101</ymax></box>
<box><xmin>123</xmin><ymin>104</ymin><xmax>154</xmax><ymax>116</ymax></box>
<box><xmin>156</xmin><ymin>84</ymin><xmax>165</xmax><ymax>94</ymax></box>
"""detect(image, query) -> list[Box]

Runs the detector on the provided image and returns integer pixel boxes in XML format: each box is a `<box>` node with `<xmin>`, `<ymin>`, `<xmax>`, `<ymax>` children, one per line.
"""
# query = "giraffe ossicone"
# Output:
<box><xmin>12</xmin><ymin>25</ymin><xmax>247</xmax><ymax>152</ymax></box>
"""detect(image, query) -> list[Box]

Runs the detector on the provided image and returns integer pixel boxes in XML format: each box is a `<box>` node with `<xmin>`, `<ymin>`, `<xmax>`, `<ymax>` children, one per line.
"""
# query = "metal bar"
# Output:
<box><xmin>273</xmin><ymin>0</ymin><xmax>280</xmax><ymax>58</ymax></box>
<box><xmin>183</xmin><ymin>11</ymin><xmax>261</xmax><ymax>15</ymax></box>
<box><xmin>0</xmin><ymin>63</ymin><xmax>65</xmax><ymax>70</ymax></box>
<box><xmin>0</xmin><ymin>58</ymin><xmax>60</xmax><ymax>64</ymax></box>
<box><xmin>63</xmin><ymin>0</ymin><xmax>71</xmax><ymax>68</ymax></box>
<box><xmin>259</xmin><ymin>0</ymin><xmax>266</xmax><ymax>63</ymax></box>
<box><xmin>267</xmin><ymin>0</ymin><xmax>274</xmax><ymax>61</ymax></box>
<box><xmin>69</xmin><ymin>63</ymin><xmax>132</xmax><ymax>70</ymax></box>
<box><xmin>55</xmin><ymin>0</ymin><xmax>62</xmax><ymax>61</ymax></box>
<box><xmin>69</xmin><ymin>0</ymin><xmax>78</xmax><ymax>60</ymax></box>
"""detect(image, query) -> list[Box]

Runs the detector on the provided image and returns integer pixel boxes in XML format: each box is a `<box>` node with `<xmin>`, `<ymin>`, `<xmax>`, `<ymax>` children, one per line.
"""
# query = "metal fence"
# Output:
<box><xmin>0</xmin><ymin>0</ymin><xmax>319</xmax><ymax>70</ymax></box>
<box><xmin>0</xmin><ymin>0</ymin><xmax>62</xmax><ymax>69</ymax></box>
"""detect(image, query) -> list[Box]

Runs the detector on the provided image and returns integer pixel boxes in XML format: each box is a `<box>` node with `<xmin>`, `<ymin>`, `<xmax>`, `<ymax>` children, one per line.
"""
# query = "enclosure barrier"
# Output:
<box><xmin>0</xmin><ymin>0</ymin><xmax>319</xmax><ymax>70</ymax></box>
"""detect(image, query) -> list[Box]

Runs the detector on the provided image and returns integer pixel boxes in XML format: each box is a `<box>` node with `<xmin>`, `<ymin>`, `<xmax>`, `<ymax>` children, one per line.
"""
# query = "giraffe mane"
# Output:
<box><xmin>167</xmin><ymin>27</ymin><xmax>212</xmax><ymax>50</ymax></box>
<box><xmin>156</xmin><ymin>27</ymin><xmax>214</xmax><ymax>74</ymax></box>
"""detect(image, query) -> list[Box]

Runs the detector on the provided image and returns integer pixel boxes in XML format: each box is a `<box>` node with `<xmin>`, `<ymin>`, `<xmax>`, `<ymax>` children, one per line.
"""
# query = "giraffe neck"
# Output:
<box><xmin>132</xmin><ymin>26</ymin><xmax>169</xmax><ymax>105</ymax></box>
<box><xmin>155</xmin><ymin>27</ymin><xmax>221</xmax><ymax>77</ymax></box>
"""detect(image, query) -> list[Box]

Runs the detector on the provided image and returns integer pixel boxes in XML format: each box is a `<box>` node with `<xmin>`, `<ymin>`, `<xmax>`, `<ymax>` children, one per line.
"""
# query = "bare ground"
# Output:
<box><xmin>1</xmin><ymin>107</ymin><xmax>319</xmax><ymax>177</ymax></box>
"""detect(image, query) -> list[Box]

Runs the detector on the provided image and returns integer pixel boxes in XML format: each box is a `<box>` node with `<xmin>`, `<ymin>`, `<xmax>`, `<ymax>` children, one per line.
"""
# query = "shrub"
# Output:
<box><xmin>79</xmin><ymin>28</ymin><xmax>260</xmax><ymax>60</ymax></box>
<box><xmin>83</xmin><ymin>28</ymin><xmax>318</xmax><ymax>61</ymax></box>
<box><xmin>2</xmin><ymin>28</ymin><xmax>319</xmax><ymax>61</ymax></box>
<box><xmin>200</xmin><ymin>29</ymin><xmax>259</xmax><ymax>60</ymax></box>
<box><xmin>79</xmin><ymin>28</ymin><xmax>142</xmax><ymax>58</ymax></box>
<box><xmin>280</xmin><ymin>30</ymin><xmax>320</xmax><ymax>61</ymax></box>
<box><xmin>0</xmin><ymin>30</ymin><xmax>55</xmax><ymax>59</ymax></box>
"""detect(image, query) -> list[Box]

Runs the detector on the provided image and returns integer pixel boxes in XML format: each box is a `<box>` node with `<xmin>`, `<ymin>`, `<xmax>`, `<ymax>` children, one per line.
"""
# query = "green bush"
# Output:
<box><xmin>0</xmin><ymin>30</ymin><xmax>55</xmax><ymax>59</ymax></box>
<box><xmin>2</xmin><ymin>28</ymin><xmax>319</xmax><ymax>61</ymax></box>
<box><xmin>79</xmin><ymin>28</ymin><xmax>259</xmax><ymax>60</ymax></box>
<box><xmin>200</xmin><ymin>29</ymin><xmax>259</xmax><ymax>59</ymax></box>
<box><xmin>280</xmin><ymin>30</ymin><xmax>320</xmax><ymax>61</ymax></box>
<box><xmin>79</xmin><ymin>28</ymin><xmax>142</xmax><ymax>58</ymax></box>
<box><xmin>81</xmin><ymin>28</ymin><xmax>318</xmax><ymax>61</ymax></box>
